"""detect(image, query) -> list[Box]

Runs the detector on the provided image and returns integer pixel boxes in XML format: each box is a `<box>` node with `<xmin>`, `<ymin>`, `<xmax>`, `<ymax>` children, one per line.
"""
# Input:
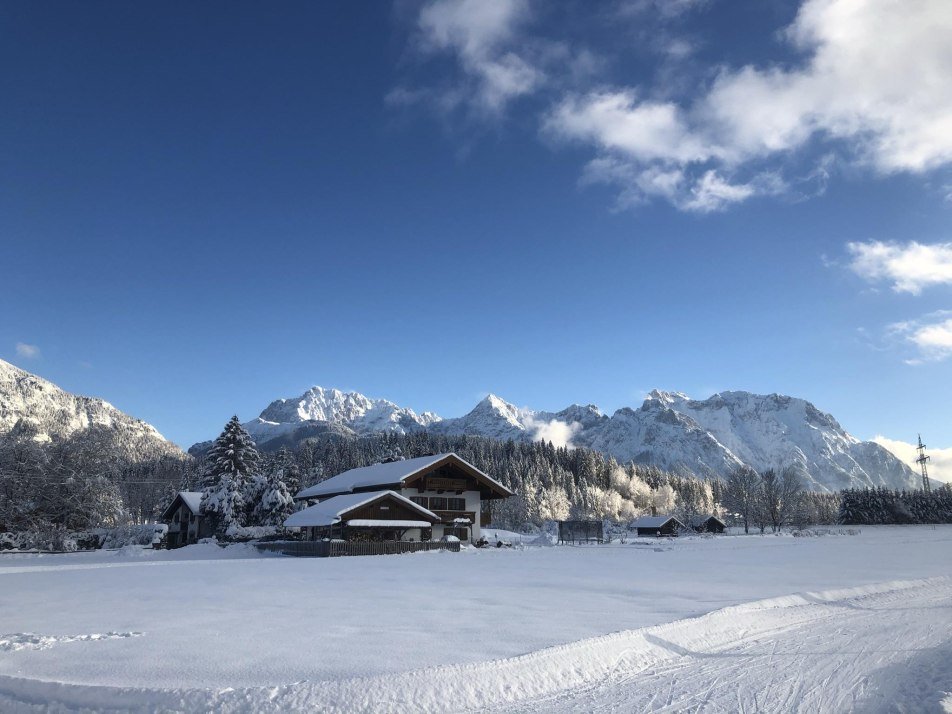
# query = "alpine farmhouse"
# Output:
<box><xmin>286</xmin><ymin>453</ymin><xmax>513</xmax><ymax>543</ymax></box>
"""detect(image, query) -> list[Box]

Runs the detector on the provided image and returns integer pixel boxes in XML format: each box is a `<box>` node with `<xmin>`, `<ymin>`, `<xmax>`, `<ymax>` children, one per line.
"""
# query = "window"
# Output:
<box><xmin>429</xmin><ymin>497</ymin><xmax>448</xmax><ymax>511</ymax></box>
<box><xmin>447</xmin><ymin>497</ymin><xmax>466</xmax><ymax>511</ymax></box>
<box><xmin>410</xmin><ymin>496</ymin><xmax>428</xmax><ymax>508</ymax></box>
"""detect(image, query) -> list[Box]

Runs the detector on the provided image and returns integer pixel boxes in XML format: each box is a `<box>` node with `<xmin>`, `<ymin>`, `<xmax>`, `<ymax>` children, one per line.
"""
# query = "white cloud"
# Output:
<box><xmin>397</xmin><ymin>0</ymin><xmax>952</xmax><ymax>211</ymax></box>
<box><xmin>874</xmin><ymin>435</ymin><xmax>952</xmax><ymax>484</ymax></box>
<box><xmin>847</xmin><ymin>241</ymin><xmax>952</xmax><ymax>295</ymax></box>
<box><xmin>409</xmin><ymin>0</ymin><xmax>541</xmax><ymax>115</ymax></box>
<box><xmin>524</xmin><ymin>415</ymin><xmax>580</xmax><ymax>449</ymax></box>
<box><xmin>703</xmin><ymin>0</ymin><xmax>952</xmax><ymax>173</ymax></box>
<box><xmin>546</xmin><ymin>0</ymin><xmax>952</xmax><ymax>209</ymax></box>
<box><xmin>887</xmin><ymin>311</ymin><xmax>952</xmax><ymax>363</ymax></box>
<box><xmin>15</xmin><ymin>343</ymin><xmax>40</xmax><ymax>359</ymax></box>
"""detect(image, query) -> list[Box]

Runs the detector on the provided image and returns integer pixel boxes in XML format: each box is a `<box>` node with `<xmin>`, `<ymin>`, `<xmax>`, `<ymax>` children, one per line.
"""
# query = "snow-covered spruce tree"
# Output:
<box><xmin>201</xmin><ymin>416</ymin><xmax>260</xmax><ymax>538</ymax></box>
<box><xmin>252</xmin><ymin>450</ymin><xmax>296</xmax><ymax>526</ymax></box>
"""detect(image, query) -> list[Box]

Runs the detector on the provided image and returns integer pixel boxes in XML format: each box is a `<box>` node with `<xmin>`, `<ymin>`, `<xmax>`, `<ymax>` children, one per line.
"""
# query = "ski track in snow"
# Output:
<box><xmin>0</xmin><ymin>577</ymin><xmax>949</xmax><ymax>713</ymax></box>
<box><xmin>0</xmin><ymin>632</ymin><xmax>144</xmax><ymax>653</ymax></box>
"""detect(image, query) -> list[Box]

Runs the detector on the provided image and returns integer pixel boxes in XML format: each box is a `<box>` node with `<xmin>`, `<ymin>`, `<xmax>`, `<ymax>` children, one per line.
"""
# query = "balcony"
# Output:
<box><xmin>431</xmin><ymin>510</ymin><xmax>477</xmax><ymax>526</ymax></box>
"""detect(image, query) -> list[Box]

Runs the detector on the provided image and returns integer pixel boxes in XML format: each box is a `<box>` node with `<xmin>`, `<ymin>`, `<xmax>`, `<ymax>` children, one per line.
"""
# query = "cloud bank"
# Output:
<box><xmin>396</xmin><ymin>0</ymin><xmax>952</xmax><ymax>211</ymax></box>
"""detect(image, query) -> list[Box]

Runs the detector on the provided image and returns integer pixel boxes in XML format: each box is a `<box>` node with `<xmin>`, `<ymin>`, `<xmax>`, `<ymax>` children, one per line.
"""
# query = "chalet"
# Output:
<box><xmin>687</xmin><ymin>515</ymin><xmax>727</xmax><ymax>534</ymax></box>
<box><xmin>161</xmin><ymin>491</ymin><xmax>212</xmax><ymax>548</ymax></box>
<box><xmin>290</xmin><ymin>453</ymin><xmax>513</xmax><ymax>543</ymax></box>
<box><xmin>630</xmin><ymin>515</ymin><xmax>686</xmax><ymax>537</ymax></box>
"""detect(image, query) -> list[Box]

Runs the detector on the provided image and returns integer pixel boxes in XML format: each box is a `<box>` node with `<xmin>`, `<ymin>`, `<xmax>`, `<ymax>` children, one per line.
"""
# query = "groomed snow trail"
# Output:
<box><xmin>0</xmin><ymin>577</ymin><xmax>948</xmax><ymax>713</ymax></box>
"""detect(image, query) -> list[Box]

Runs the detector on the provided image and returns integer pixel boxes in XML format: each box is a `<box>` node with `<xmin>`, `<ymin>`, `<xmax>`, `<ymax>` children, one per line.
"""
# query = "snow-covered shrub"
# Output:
<box><xmin>97</xmin><ymin>524</ymin><xmax>167</xmax><ymax>549</ymax></box>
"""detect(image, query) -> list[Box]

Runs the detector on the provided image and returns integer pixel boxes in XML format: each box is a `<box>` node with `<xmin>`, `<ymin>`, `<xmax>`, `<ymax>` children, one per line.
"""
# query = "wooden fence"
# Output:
<box><xmin>254</xmin><ymin>539</ymin><xmax>461</xmax><ymax>558</ymax></box>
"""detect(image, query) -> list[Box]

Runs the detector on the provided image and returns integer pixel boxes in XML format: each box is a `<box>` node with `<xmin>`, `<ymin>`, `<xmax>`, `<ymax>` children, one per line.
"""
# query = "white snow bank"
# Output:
<box><xmin>0</xmin><ymin>526</ymin><xmax>950</xmax><ymax>710</ymax></box>
<box><xmin>0</xmin><ymin>578</ymin><xmax>949</xmax><ymax>712</ymax></box>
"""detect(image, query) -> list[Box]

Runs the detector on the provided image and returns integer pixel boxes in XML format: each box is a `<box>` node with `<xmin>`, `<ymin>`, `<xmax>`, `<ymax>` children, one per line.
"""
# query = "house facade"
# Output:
<box><xmin>161</xmin><ymin>491</ymin><xmax>212</xmax><ymax>548</ymax></box>
<box><xmin>290</xmin><ymin>453</ymin><xmax>513</xmax><ymax>543</ymax></box>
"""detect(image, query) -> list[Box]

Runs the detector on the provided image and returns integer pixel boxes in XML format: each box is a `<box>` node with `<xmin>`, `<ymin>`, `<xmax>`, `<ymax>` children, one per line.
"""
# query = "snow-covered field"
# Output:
<box><xmin>1</xmin><ymin>527</ymin><xmax>950</xmax><ymax>712</ymax></box>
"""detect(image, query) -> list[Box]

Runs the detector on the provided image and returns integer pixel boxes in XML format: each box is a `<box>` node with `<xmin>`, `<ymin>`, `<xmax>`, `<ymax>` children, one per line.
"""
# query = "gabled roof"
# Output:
<box><xmin>295</xmin><ymin>452</ymin><xmax>513</xmax><ymax>500</ymax></box>
<box><xmin>284</xmin><ymin>490</ymin><xmax>439</xmax><ymax>528</ymax></box>
<box><xmin>687</xmin><ymin>514</ymin><xmax>727</xmax><ymax>528</ymax></box>
<box><xmin>161</xmin><ymin>491</ymin><xmax>203</xmax><ymax>521</ymax></box>
<box><xmin>179</xmin><ymin>492</ymin><xmax>203</xmax><ymax>513</ymax></box>
<box><xmin>630</xmin><ymin>515</ymin><xmax>685</xmax><ymax>529</ymax></box>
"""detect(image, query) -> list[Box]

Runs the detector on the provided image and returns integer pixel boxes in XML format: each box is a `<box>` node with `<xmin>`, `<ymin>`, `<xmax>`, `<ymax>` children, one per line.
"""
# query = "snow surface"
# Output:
<box><xmin>0</xmin><ymin>528</ymin><xmax>950</xmax><ymax>712</ymax></box>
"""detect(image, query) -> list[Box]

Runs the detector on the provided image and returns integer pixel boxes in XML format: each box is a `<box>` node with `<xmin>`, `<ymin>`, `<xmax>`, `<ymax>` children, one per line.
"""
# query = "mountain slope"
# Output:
<box><xmin>201</xmin><ymin>384</ymin><xmax>919</xmax><ymax>492</ymax></box>
<box><xmin>0</xmin><ymin>358</ymin><xmax>183</xmax><ymax>463</ymax></box>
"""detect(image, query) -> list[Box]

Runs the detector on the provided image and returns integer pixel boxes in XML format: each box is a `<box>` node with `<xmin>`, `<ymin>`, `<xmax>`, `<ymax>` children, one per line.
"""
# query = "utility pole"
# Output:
<box><xmin>916</xmin><ymin>434</ymin><xmax>932</xmax><ymax>493</ymax></box>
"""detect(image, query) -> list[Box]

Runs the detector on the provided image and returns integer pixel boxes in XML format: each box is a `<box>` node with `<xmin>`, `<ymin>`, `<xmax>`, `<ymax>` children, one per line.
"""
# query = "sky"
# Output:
<box><xmin>1</xmin><ymin>0</ymin><xmax>950</xmax><ymax>473</ymax></box>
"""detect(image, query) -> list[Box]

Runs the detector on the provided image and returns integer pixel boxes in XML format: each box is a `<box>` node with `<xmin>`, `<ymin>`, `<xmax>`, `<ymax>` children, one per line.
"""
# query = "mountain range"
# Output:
<box><xmin>0</xmin><ymin>358</ymin><xmax>920</xmax><ymax>493</ymax></box>
<box><xmin>212</xmin><ymin>385</ymin><xmax>920</xmax><ymax>493</ymax></box>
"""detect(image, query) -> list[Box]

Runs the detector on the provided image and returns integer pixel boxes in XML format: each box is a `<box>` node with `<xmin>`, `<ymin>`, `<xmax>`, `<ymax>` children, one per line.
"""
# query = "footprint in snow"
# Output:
<box><xmin>0</xmin><ymin>631</ymin><xmax>144</xmax><ymax>652</ymax></box>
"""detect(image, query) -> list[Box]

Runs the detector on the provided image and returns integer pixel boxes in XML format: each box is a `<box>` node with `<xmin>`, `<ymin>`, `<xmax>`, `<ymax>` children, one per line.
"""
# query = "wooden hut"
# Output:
<box><xmin>688</xmin><ymin>515</ymin><xmax>727</xmax><ymax>534</ymax></box>
<box><xmin>630</xmin><ymin>515</ymin><xmax>686</xmax><ymax>537</ymax></box>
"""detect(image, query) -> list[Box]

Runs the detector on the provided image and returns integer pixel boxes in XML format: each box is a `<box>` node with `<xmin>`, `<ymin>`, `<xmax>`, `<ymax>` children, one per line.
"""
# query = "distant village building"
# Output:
<box><xmin>289</xmin><ymin>453</ymin><xmax>513</xmax><ymax>543</ymax></box>
<box><xmin>630</xmin><ymin>515</ymin><xmax>686</xmax><ymax>537</ymax></box>
<box><xmin>687</xmin><ymin>515</ymin><xmax>726</xmax><ymax>534</ymax></box>
<box><xmin>161</xmin><ymin>492</ymin><xmax>212</xmax><ymax>548</ymax></box>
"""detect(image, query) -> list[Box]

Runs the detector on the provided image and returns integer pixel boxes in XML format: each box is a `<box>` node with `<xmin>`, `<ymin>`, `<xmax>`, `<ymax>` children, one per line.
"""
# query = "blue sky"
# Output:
<box><xmin>2</xmin><ymin>0</ymin><xmax>950</xmax><ymax>463</ymax></box>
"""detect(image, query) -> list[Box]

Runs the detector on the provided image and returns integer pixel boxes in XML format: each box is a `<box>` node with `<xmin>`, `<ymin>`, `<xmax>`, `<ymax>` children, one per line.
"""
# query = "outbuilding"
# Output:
<box><xmin>630</xmin><ymin>515</ymin><xmax>686</xmax><ymax>537</ymax></box>
<box><xmin>687</xmin><ymin>515</ymin><xmax>727</xmax><ymax>534</ymax></box>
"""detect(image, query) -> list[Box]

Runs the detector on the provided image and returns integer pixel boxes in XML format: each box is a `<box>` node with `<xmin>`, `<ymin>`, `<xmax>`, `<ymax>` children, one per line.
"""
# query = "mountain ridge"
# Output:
<box><xmin>0</xmin><ymin>358</ymin><xmax>184</xmax><ymax>464</ymax></box>
<box><xmin>206</xmin><ymin>383</ymin><xmax>920</xmax><ymax>492</ymax></box>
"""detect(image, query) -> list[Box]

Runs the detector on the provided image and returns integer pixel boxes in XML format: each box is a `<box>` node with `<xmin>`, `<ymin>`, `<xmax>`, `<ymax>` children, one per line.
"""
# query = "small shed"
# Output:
<box><xmin>687</xmin><ymin>515</ymin><xmax>726</xmax><ymax>534</ymax></box>
<box><xmin>630</xmin><ymin>515</ymin><xmax>686</xmax><ymax>537</ymax></box>
<box><xmin>558</xmin><ymin>520</ymin><xmax>604</xmax><ymax>544</ymax></box>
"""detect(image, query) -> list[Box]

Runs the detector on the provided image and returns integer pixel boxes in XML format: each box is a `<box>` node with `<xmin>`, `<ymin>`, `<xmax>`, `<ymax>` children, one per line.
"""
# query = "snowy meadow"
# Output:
<box><xmin>1</xmin><ymin>527</ymin><xmax>950</xmax><ymax>712</ymax></box>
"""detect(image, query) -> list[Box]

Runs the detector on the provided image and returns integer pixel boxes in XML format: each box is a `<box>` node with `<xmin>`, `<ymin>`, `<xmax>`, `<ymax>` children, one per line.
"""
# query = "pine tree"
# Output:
<box><xmin>253</xmin><ymin>449</ymin><xmax>296</xmax><ymax>526</ymax></box>
<box><xmin>201</xmin><ymin>416</ymin><xmax>260</xmax><ymax>537</ymax></box>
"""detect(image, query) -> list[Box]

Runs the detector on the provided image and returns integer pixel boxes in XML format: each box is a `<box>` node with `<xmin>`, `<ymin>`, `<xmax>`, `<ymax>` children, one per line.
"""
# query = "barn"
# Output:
<box><xmin>688</xmin><ymin>515</ymin><xmax>727</xmax><ymax>534</ymax></box>
<box><xmin>630</xmin><ymin>515</ymin><xmax>686</xmax><ymax>537</ymax></box>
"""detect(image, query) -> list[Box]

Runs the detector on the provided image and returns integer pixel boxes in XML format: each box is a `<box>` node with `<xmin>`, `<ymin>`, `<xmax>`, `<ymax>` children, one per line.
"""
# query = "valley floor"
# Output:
<box><xmin>0</xmin><ymin>526</ymin><xmax>950</xmax><ymax>712</ymax></box>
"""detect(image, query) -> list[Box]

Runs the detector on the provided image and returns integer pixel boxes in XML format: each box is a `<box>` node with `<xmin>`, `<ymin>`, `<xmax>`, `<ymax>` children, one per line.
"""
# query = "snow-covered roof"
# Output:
<box><xmin>630</xmin><ymin>515</ymin><xmax>684</xmax><ymax>528</ymax></box>
<box><xmin>284</xmin><ymin>490</ymin><xmax>438</xmax><ymax>528</ymax></box>
<box><xmin>687</xmin><ymin>514</ymin><xmax>726</xmax><ymax>527</ymax></box>
<box><xmin>179</xmin><ymin>492</ymin><xmax>203</xmax><ymax>513</ymax></box>
<box><xmin>295</xmin><ymin>453</ymin><xmax>512</xmax><ymax>500</ymax></box>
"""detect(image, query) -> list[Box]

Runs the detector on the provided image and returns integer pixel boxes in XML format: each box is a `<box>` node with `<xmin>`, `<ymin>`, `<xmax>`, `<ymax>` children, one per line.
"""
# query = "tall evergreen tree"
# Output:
<box><xmin>200</xmin><ymin>416</ymin><xmax>260</xmax><ymax>537</ymax></box>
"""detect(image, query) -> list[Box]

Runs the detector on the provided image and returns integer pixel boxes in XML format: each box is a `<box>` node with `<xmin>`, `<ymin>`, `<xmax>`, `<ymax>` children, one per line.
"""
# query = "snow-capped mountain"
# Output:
<box><xmin>0</xmin><ymin>358</ymin><xmax>184</xmax><ymax>463</ymax></box>
<box><xmin>242</xmin><ymin>386</ymin><xmax>441</xmax><ymax>444</ymax></box>
<box><xmin>206</xmin><ymin>384</ymin><xmax>919</xmax><ymax>492</ymax></box>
